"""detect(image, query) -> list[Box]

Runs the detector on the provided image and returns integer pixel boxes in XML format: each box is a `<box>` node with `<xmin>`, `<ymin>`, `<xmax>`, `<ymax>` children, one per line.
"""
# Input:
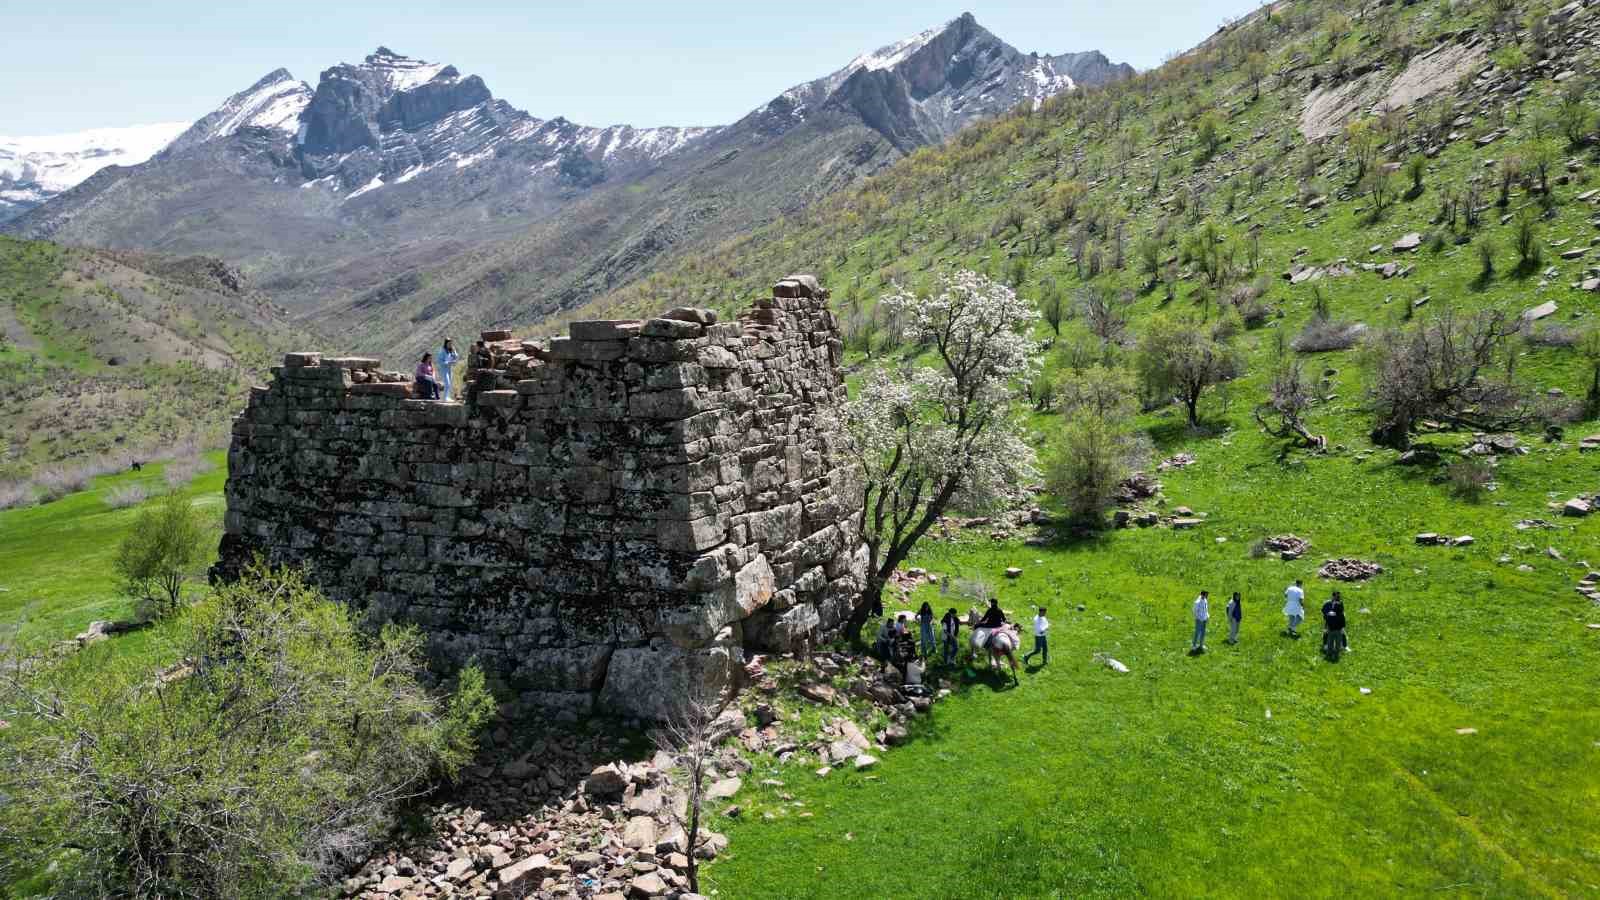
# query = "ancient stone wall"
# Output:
<box><xmin>216</xmin><ymin>276</ymin><xmax>865</xmax><ymax>719</ymax></box>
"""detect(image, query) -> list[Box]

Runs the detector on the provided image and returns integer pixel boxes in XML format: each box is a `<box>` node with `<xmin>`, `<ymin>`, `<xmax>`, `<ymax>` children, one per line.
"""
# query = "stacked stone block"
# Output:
<box><xmin>217</xmin><ymin>276</ymin><xmax>865</xmax><ymax>719</ymax></box>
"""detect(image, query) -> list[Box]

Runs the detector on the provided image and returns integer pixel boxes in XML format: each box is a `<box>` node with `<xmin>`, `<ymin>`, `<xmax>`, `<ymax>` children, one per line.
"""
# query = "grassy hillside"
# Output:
<box><xmin>3</xmin><ymin>0</ymin><xmax>1599</xmax><ymax>894</ymax></box>
<box><xmin>520</xmin><ymin>0</ymin><xmax>1600</xmax><ymax>894</ymax></box>
<box><xmin>0</xmin><ymin>237</ymin><xmax>312</xmax><ymax>481</ymax></box>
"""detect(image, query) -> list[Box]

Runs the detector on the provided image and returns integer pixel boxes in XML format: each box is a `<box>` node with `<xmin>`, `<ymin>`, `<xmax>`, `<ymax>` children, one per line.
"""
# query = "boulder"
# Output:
<box><xmin>1392</xmin><ymin>232</ymin><xmax>1423</xmax><ymax>252</ymax></box>
<box><xmin>585</xmin><ymin>764</ymin><xmax>629</xmax><ymax>798</ymax></box>
<box><xmin>1522</xmin><ymin>301</ymin><xmax>1559</xmax><ymax>322</ymax></box>
<box><xmin>1564</xmin><ymin>498</ymin><xmax>1592</xmax><ymax>518</ymax></box>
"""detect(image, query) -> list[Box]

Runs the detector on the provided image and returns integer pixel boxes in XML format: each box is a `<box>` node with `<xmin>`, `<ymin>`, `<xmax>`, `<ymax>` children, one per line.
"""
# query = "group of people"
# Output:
<box><xmin>871</xmin><ymin>598</ymin><xmax>1052</xmax><ymax>680</ymax></box>
<box><xmin>413</xmin><ymin>339</ymin><xmax>462</xmax><ymax>401</ymax></box>
<box><xmin>1190</xmin><ymin>579</ymin><xmax>1350</xmax><ymax>659</ymax></box>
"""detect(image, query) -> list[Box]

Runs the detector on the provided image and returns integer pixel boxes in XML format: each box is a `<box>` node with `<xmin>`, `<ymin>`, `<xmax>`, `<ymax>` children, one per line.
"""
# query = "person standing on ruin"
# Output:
<box><xmin>437</xmin><ymin>338</ymin><xmax>460</xmax><ymax>400</ymax></box>
<box><xmin>1283</xmin><ymin>579</ymin><xmax>1306</xmax><ymax>638</ymax></box>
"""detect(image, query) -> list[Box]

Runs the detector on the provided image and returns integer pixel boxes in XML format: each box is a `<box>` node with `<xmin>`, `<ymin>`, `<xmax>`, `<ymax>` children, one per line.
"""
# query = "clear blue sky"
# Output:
<box><xmin>3</xmin><ymin>0</ymin><xmax>1263</xmax><ymax>135</ymax></box>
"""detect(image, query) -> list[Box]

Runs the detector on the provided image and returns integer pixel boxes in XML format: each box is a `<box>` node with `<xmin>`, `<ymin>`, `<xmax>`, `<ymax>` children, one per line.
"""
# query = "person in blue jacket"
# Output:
<box><xmin>437</xmin><ymin>338</ymin><xmax>461</xmax><ymax>401</ymax></box>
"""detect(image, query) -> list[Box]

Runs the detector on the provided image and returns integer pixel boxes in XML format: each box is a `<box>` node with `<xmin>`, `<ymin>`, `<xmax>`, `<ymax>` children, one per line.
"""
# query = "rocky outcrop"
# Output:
<box><xmin>215</xmin><ymin>276</ymin><xmax>865</xmax><ymax>719</ymax></box>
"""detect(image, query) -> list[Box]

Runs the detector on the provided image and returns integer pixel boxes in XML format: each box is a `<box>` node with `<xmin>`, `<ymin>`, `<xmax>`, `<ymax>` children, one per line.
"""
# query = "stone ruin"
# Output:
<box><xmin>215</xmin><ymin>275</ymin><xmax>866</xmax><ymax>719</ymax></box>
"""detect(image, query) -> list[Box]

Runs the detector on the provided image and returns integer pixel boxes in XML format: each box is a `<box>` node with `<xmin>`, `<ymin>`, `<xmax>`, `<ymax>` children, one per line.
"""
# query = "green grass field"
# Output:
<box><xmin>0</xmin><ymin>453</ymin><xmax>225</xmax><ymax>648</ymax></box>
<box><xmin>700</xmin><ymin>412</ymin><xmax>1600</xmax><ymax>898</ymax></box>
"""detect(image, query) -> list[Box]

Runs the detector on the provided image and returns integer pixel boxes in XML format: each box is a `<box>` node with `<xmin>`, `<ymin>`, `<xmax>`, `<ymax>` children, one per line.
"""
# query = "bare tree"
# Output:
<box><xmin>653</xmin><ymin>692</ymin><xmax>729</xmax><ymax>894</ymax></box>
<box><xmin>1254</xmin><ymin>359</ymin><xmax>1326</xmax><ymax>451</ymax></box>
<box><xmin>1366</xmin><ymin>308</ymin><xmax>1537</xmax><ymax>448</ymax></box>
<box><xmin>1075</xmin><ymin>286</ymin><xmax>1130</xmax><ymax>348</ymax></box>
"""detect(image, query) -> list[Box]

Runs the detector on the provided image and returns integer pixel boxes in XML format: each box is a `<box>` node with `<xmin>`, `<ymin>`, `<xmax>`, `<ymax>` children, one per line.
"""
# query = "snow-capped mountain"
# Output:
<box><xmin>162</xmin><ymin>69</ymin><xmax>313</xmax><ymax>156</ymax></box>
<box><xmin>287</xmin><ymin>47</ymin><xmax>719</xmax><ymax>198</ymax></box>
<box><xmin>0</xmin><ymin>122</ymin><xmax>188</xmax><ymax>222</ymax></box>
<box><xmin>742</xmin><ymin>13</ymin><xmax>1132</xmax><ymax>150</ymax></box>
<box><xmin>5</xmin><ymin>16</ymin><xmax>1131</xmax><ymax>357</ymax></box>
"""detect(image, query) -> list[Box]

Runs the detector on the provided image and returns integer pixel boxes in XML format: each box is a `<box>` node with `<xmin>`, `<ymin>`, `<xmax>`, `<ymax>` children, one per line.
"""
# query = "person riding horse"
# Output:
<box><xmin>975</xmin><ymin>599</ymin><xmax>1007</xmax><ymax>647</ymax></box>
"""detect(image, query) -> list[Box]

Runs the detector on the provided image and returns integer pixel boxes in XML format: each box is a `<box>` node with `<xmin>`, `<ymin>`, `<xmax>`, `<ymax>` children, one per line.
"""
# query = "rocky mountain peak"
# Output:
<box><xmin>747</xmin><ymin>13</ymin><xmax>1131</xmax><ymax>149</ymax></box>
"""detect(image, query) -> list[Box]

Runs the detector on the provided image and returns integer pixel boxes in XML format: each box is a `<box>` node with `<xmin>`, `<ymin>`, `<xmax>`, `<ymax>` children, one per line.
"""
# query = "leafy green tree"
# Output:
<box><xmin>114</xmin><ymin>489</ymin><xmax>210</xmax><ymax>621</ymax></box>
<box><xmin>1558</xmin><ymin>85</ymin><xmax>1594</xmax><ymax>147</ymax></box>
<box><xmin>1579</xmin><ymin>327</ymin><xmax>1600</xmax><ymax>419</ymax></box>
<box><xmin>0</xmin><ymin>564</ymin><xmax>495</xmax><ymax>897</ymax></box>
<box><xmin>1404</xmin><ymin>155</ymin><xmax>1427</xmax><ymax>198</ymax></box>
<box><xmin>1046</xmin><ymin>416</ymin><xmax>1139</xmax><ymax>528</ymax></box>
<box><xmin>1345</xmin><ymin>118</ymin><xmax>1380</xmax><ymax>183</ymax></box>
<box><xmin>1136</xmin><ymin>313</ymin><xmax>1243</xmax><ymax>427</ymax></box>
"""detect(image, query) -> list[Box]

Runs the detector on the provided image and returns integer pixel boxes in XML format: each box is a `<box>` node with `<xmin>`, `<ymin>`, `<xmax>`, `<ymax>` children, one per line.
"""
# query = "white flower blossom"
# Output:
<box><xmin>840</xmin><ymin>270</ymin><xmax>1040</xmax><ymax>635</ymax></box>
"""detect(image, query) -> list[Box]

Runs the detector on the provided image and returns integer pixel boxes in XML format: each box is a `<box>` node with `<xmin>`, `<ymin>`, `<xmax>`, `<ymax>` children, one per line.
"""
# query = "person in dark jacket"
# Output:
<box><xmin>1321</xmin><ymin>591</ymin><xmax>1348</xmax><ymax>657</ymax></box>
<box><xmin>1225</xmin><ymin>591</ymin><xmax>1243</xmax><ymax>645</ymax></box>
<box><xmin>976</xmin><ymin>597</ymin><xmax>1006</xmax><ymax>649</ymax></box>
<box><xmin>890</xmin><ymin>615</ymin><xmax>918</xmax><ymax>678</ymax></box>
<box><xmin>940</xmin><ymin>607</ymin><xmax>961</xmax><ymax>664</ymax></box>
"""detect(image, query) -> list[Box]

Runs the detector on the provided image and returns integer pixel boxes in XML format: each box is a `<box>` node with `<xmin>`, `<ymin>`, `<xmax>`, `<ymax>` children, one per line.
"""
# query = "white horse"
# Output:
<box><xmin>967</xmin><ymin>609</ymin><xmax>1020</xmax><ymax>684</ymax></box>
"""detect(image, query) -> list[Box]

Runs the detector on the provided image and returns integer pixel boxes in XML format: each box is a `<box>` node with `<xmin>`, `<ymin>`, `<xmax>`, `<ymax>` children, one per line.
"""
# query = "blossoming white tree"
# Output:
<box><xmin>842</xmin><ymin>270</ymin><xmax>1040</xmax><ymax>641</ymax></box>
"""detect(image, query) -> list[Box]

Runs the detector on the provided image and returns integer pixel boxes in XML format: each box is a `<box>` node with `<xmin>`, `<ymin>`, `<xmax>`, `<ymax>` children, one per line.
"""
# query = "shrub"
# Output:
<box><xmin>164</xmin><ymin>456</ymin><xmax>216</xmax><ymax>489</ymax></box>
<box><xmin>0</xmin><ymin>480</ymin><xmax>31</xmax><ymax>511</ymax></box>
<box><xmin>1476</xmin><ymin>237</ymin><xmax>1496</xmax><ymax>283</ymax></box>
<box><xmin>1366</xmin><ymin>308</ymin><xmax>1534</xmax><ymax>448</ymax></box>
<box><xmin>115</xmin><ymin>490</ymin><xmax>211</xmax><ymax>622</ymax></box>
<box><xmin>0</xmin><ymin>564</ymin><xmax>494</xmax><ymax>897</ymax></box>
<box><xmin>1514</xmin><ymin>210</ymin><xmax>1541</xmax><ymax>270</ymax></box>
<box><xmin>1292</xmin><ymin>317</ymin><xmax>1366</xmax><ymax>352</ymax></box>
<box><xmin>103</xmin><ymin>483</ymin><xmax>150</xmax><ymax>510</ymax></box>
<box><xmin>33</xmin><ymin>467</ymin><xmax>91</xmax><ymax>504</ymax></box>
<box><xmin>1446</xmin><ymin>458</ymin><xmax>1494</xmax><ymax>502</ymax></box>
<box><xmin>1046</xmin><ymin>417</ymin><xmax>1141</xmax><ymax>528</ymax></box>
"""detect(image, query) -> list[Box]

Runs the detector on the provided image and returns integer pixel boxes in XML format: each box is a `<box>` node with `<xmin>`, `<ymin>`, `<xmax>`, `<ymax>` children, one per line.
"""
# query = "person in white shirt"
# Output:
<box><xmin>1283</xmin><ymin>579</ymin><xmax>1306</xmax><ymax>638</ymax></box>
<box><xmin>1190</xmin><ymin>591</ymin><xmax>1210</xmax><ymax>654</ymax></box>
<box><xmin>1022</xmin><ymin>607</ymin><xmax>1050</xmax><ymax>666</ymax></box>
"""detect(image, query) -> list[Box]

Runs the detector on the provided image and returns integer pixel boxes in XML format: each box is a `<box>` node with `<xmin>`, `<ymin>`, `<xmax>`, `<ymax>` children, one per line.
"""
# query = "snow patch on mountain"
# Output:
<box><xmin>165</xmin><ymin>69</ymin><xmax>313</xmax><ymax>156</ymax></box>
<box><xmin>0</xmin><ymin>122</ymin><xmax>189</xmax><ymax>194</ymax></box>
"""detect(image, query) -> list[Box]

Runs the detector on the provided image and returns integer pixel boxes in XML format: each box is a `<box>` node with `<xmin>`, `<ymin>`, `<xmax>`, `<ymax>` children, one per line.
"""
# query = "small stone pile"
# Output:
<box><xmin>1576</xmin><ymin>571</ymin><xmax>1600</xmax><ymax>605</ymax></box>
<box><xmin>1262</xmin><ymin>534</ymin><xmax>1309</xmax><ymax>560</ymax></box>
<box><xmin>1463</xmin><ymin>433</ymin><xmax>1526</xmax><ymax>457</ymax></box>
<box><xmin>1156</xmin><ymin>453</ymin><xmax>1196</xmax><ymax>472</ymax></box>
<box><xmin>1318</xmin><ymin>558</ymin><xmax>1383</xmax><ymax>581</ymax></box>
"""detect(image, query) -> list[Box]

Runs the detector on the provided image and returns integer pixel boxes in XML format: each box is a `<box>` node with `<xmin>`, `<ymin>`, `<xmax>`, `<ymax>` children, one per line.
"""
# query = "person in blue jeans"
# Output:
<box><xmin>1023</xmin><ymin>607</ymin><xmax>1050</xmax><ymax>665</ymax></box>
<box><xmin>437</xmin><ymin>338</ymin><xmax>461</xmax><ymax>400</ymax></box>
<box><xmin>940</xmin><ymin>608</ymin><xmax>961</xmax><ymax>664</ymax></box>
<box><xmin>916</xmin><ymin>601</ymin><xmax>937</xmax><ymax>660</ymax></box>
<box><xmin>1190</xmin><ymin>591</ymin><xmax>1210</xmax><ymax>654</ymax></box>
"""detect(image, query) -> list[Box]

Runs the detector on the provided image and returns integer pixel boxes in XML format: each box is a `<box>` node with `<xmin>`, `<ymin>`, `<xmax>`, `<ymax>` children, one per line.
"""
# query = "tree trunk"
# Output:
<box><xmin>1184</xmin><ymin>394</ymin><xmax>1201</xmax><ymax>427</ymax></box>
<box><xmin>843</xmin><ymin>576</ymin><xmax>887</xmax><ymax>645</ymax></box>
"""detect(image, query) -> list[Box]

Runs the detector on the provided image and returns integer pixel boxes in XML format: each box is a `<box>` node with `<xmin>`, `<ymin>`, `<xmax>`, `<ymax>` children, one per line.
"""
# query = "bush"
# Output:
<box><xmin>1446</xmin><ymin>459</ymin><xmax>1494</xmax><ymax>501</ymax></box>
<box><xmin>103</xmin><ymin>483</ymin><xmax>150</xmax><ymax>510</ymax></box>
<box><xmin>0</xmin><ymin>480</ymin><xmax>31</xmax><ymax>511</ymax></box>
<box><xmin>33</xmin><ymin>467</ymin><xmax>91</xmax><ymax>504</ymax></box>
<box><xmin>0</xmin><ymin>564</ymin><xmax>494</xmax><ymax>897</ymax></box>
<box><xmin>1045</xmin><ymin>417</ymin><xmax>1142</xmax><ymax>528</ymax></box>
<box><xmin>1292</xmin><ymin>317</ymin><xmax>1366</xmax><ymax>352</ymax></box>
<box><xmin>163</xmin><ymin>455</ymin><xmax>216</xmax><ymax>489</ymax></box>
<box><xmin>115</xmin><ymin>490</ymin><xmax>211</xmax><ymax>622</ymax></box>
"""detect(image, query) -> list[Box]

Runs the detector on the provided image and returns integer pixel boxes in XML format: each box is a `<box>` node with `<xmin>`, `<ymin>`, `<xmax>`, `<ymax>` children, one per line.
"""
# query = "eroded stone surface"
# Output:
<box><xmin>216</xmin><ymin>278</ymin><xmax>865</xmax><ymax>718</ymax></box>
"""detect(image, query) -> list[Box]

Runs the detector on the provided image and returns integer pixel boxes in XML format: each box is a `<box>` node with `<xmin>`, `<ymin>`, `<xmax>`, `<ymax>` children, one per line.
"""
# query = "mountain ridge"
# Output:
<box><xmin>4</xmin><ymin>16</ymin><xmax>1134</xmax><ymax>359</ymax></box>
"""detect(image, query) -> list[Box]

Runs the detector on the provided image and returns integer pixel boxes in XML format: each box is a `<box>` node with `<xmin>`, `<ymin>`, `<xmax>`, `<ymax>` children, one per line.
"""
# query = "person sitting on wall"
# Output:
<box><xmin>872</xmin><ymin>616</ymin><xmax>897</xmax><ymax>666</ymax></box>
<box><xmin>414</xmin><ymin>352</ymin><xmax>442</xmax><ymax>400</ymax></box>
<box><xmin>890</xmin><ymin>614</ymin><xmax>919</xmax><ymax>680</ymax></box>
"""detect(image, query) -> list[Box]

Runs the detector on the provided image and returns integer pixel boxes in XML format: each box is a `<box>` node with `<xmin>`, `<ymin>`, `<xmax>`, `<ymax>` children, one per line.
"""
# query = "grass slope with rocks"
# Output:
<box><xmin>520</xmin><ymin>0</ymin><xmax>1600</xmax><ymax>895</ymax></box>
<box><xmin>5</xmin><ymin>0</ymin><xmax>1600</xmax><ymax>895</ymax></box>
<box><xmin>0</xmin><ymin>237</ymin><xmax>313</xmax><ymax>484</ymax></box>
